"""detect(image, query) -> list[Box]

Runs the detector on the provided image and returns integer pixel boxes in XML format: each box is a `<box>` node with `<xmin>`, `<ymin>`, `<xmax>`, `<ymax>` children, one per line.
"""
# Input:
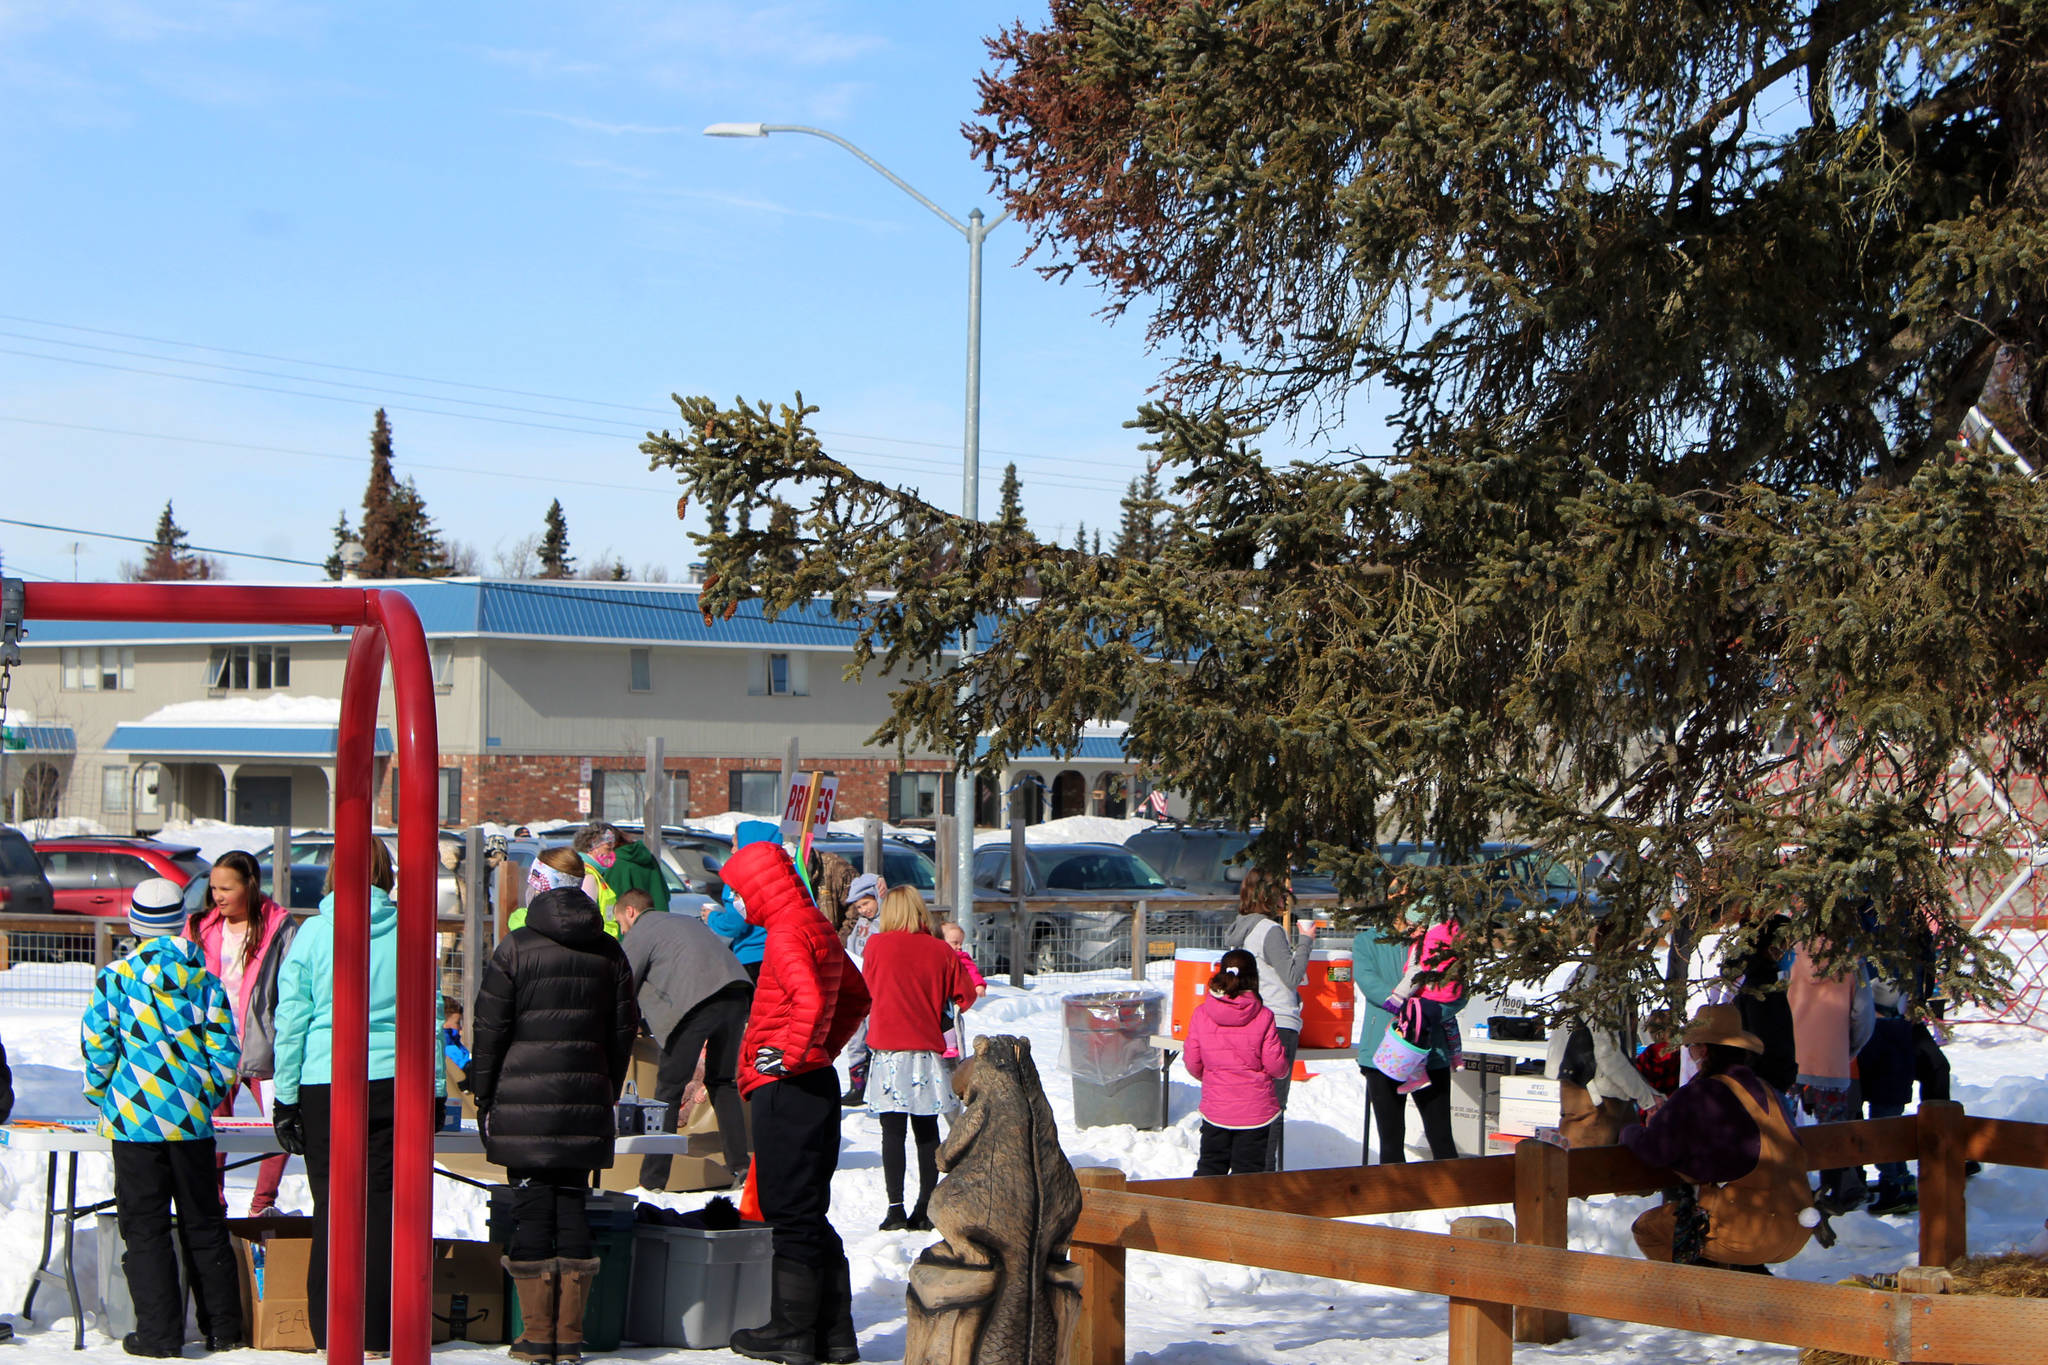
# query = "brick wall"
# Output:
<box><xmin>381</xmin><ymin>751</ymin><xmax>957</xmax><ymax>827</ymax></box>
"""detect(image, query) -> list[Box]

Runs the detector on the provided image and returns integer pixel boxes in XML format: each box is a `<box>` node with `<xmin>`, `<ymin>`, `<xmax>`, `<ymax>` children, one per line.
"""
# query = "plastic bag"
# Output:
<box><xmin>1062</xmin><ymin>990</ymin><xmax>1165</xmax><ymax>1085</ymax></box>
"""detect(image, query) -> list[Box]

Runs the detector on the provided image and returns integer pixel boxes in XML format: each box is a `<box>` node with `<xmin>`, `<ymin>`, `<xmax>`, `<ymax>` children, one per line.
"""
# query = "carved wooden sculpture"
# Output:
<box><xmin>904</xmin><ymin>1034</ymin><xmax>1085</xmax><ymax>1365</ymax></box>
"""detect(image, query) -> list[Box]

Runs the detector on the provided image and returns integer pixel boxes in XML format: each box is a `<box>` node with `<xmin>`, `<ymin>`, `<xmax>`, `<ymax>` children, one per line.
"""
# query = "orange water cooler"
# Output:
<box><xmin>1171</xmin><ymin>946</ymin><xmax>1354</xmax><ymax>1050</ymax></box>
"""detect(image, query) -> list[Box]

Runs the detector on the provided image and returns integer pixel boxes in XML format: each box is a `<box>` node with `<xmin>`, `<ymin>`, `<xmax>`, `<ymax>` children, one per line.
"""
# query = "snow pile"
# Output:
<box><xmin>5</xmin><ymin>952</ymin><xmax>2047</xmax><ymax>1362</ymax></box>
<box><xmin>152</xmin><ymin>819</ymin><xmax>284</xmax><ymax>863</ymax></box>
<box><xmin>977</xmin><ymin>814</ymin><xmax>1158</xmax><ymax>847</ymax></box>
<box><xmin>16</xmin><ymin>816</ymin><xmax>110</xmax><ymax>839</ymax></box>
<box><xmin>137</xmin><ymin>695</ymin><xmax>344</xmax><ymax>726</ymax></box>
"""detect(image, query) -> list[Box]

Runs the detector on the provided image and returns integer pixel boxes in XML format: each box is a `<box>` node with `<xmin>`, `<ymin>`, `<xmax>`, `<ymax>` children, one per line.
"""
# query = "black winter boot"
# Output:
<box><xmin>814</xmin><ymin>1255</ymin><xmax>859</xmax><ymax>1363</ymax></box>
<box><xmin>840</xmin><ymin>1065</ymin><xmax>867</xmax><ymax>1107</ymax></box>
<box><xmin>730</xmin><ymin>1256</ymin><xmax>823</xmax><ymax>1365</ymax></box>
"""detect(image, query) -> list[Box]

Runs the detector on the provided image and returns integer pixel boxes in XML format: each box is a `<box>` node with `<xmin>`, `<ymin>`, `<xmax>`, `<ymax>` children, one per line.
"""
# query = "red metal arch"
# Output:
<box><xmin>22</xmin><ymin>583</ymin><xmax>439</xmax><ymax>1365</ymax></box>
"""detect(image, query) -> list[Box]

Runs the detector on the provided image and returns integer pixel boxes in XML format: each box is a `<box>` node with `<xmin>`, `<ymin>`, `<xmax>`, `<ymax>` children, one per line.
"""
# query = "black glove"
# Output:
<box><xmin>435</xmin><ymin>1097</ymin><xmax>451</xmax><ymax>1132</ymax></box>
<box><xmin>272</xmin><ymin>1102</ymin><xmax>307</xmax><ymax>1156</ymax></box>
<box><xmin>754</xmin><ymin>1046</ymin><xmax>787</xmax><ymax>1078</ymax></box>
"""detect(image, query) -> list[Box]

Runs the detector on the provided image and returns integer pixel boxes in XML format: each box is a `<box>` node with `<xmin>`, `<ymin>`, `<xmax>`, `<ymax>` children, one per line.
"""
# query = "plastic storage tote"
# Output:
<box><xmin>624</xmin><ymin>1221</ymin><xmax>772</xmax><ymax>1348</ymax></box>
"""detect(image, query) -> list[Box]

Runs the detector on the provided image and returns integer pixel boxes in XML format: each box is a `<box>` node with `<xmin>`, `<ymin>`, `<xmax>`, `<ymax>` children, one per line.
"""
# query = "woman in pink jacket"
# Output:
<box><xmin>188</xmin><ymin>849</ymin><xmax>297</xmax><ymax>1213</ymax></box>
<box><xmin>1183</xmin><ymin>948</ymin><xmax>1290</xmax><ymax>1175</ymax></box>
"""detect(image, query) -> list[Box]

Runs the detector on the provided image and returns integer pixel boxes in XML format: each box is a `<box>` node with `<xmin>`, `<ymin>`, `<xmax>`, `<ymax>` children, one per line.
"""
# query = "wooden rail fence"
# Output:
<box><xmin>1069</xmin><ymin>1102</ymin><xmax>2048</xmax><ymax>1365</ymax></box>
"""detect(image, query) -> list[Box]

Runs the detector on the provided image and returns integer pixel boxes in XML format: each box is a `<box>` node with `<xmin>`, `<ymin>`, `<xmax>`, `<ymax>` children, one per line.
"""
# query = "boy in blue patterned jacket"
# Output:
<box><xmin>82</xmin><ymin>878</ymin><xmax>245</xmax><ymax>1358</ymax></box>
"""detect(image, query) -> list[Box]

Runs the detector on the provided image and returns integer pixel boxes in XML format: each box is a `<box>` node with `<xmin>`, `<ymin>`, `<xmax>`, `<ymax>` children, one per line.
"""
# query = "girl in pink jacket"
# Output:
<box><xmin>1184</xmin><ymin>949</ymin><xmax>1290</xmax><ymax>1175</ymax></box>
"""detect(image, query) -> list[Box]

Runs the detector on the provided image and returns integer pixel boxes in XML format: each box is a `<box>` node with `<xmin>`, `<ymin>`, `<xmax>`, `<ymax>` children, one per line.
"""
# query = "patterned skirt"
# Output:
<box><xmin>866</xmin><ymin>1048</ymin><xmax>959</xmax><ymax>1117</ymax></box>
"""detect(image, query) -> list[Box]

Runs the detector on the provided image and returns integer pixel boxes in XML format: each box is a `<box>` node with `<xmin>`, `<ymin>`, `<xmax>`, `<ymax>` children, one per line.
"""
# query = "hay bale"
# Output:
<box><xmin>1797</xmin><ymin>1255</ymin><xmax>2048</xmax><ymax>1365</ymax></box>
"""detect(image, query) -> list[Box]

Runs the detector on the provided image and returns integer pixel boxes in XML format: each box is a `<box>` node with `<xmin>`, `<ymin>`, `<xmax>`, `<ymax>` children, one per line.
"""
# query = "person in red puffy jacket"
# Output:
<box><xmin>723</xmin><ymin>837</ymin><xmax>870</xmax><ymax>1365</ymax></box>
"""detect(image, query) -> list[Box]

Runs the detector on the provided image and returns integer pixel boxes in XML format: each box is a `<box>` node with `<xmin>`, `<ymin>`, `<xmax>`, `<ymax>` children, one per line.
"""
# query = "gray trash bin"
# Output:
<box><xmin>1063</xmin><ymin>990</ymin><xmax>1167</xmax><ymax>1129</ymax></box>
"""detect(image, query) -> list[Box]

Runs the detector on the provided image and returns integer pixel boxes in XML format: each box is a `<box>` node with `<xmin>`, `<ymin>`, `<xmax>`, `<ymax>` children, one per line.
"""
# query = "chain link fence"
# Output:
<box><xmin>959</xmin><ymin>895</ymin><xmax>1346</xmax><ymax>988</ymax></box>
<box><xmin>0</xmin><ymin>916</ymin><xmax>122</xmax><ymax>1008</ymax></box>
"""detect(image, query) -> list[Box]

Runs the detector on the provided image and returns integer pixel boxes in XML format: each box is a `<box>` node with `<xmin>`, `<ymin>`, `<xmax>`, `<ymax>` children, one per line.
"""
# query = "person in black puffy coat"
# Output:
<box><xmin>467</xmin><ymin>888</ymin><xmax>637</xmax><ymax>1364</ymax></box>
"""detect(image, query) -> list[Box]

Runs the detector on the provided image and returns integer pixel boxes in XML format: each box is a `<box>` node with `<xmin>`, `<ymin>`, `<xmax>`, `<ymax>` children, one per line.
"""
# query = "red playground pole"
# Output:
<box><xmin>16</xmin><ymin>582</ymin><xmax>441</xmax><ymax>1365</ymax></box>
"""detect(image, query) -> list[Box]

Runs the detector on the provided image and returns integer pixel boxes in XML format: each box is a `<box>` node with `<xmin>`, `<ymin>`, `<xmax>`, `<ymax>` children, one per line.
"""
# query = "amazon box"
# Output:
<box><xmin>433</xmin><ymin>1238</ymin><xmax>505</xmax><ymax>1345</ymax></box>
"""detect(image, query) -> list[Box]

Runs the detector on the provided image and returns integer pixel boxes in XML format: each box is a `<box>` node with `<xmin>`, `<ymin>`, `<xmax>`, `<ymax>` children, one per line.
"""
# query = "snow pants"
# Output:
<box><xmin>302</xmin><ymin>1079</ymin><xmax>396</xmax><ymax>1352</ymax></box>
<box><xmin>748</xmin><ymin>1066</ymin><xmax>849</xmax><ymax>1271</ymax></box>
<box><xmin>112</xmin><ymin>1138</ymin><xmax>245</xmax><ymax>1352</ymax></box>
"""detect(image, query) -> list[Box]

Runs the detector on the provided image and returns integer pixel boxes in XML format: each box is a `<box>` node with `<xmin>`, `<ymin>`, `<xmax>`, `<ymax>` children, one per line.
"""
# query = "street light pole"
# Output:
<box><xmin>706</xmin><ymin>121</ymin><xmax>1005</xmax><ymax>943</ymax></box>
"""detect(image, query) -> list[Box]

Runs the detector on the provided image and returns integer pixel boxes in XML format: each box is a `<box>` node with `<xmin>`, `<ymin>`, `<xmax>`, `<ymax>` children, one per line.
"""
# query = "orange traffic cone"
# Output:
<box><xmin>739</xmin><ymin>1156</ymin><xmax>762</xmax><ymax>1221</ymax></box>
<box><xmin>1292</xmin><ymin>1058</ymin><xmax>1314</xmax><ymax>1084</ymax></box>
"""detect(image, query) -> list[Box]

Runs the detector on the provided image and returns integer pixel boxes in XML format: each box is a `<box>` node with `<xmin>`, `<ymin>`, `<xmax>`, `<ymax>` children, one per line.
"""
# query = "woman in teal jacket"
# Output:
<box><xmin>269</xmin><ymin>837</ymin><xmax>445</xmax><ymax>1353</ymax></box>
<box><xmin>1353</xmin><ymin>905</ymin><xmax>1463</xmax><ymax>1164</ymax></box>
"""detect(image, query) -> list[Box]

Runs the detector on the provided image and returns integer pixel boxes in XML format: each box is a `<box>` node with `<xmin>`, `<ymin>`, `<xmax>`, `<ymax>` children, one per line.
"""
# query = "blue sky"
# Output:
<box><xmin>1</xmin><ymin>1</ymin><xmax>1339</xmax><ymax>584</ymax></box>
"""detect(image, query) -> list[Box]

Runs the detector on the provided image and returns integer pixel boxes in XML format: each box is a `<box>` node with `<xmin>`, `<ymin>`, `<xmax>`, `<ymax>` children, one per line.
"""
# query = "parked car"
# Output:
<box><xmin>1122</xmin><ymin>824</ymin><xmax>1340</xmax><ymax>899</ymax></box>
<box><xmin>969</xmin><ymin>842</ymin><xmax>1196</xmax><ymax>973</ymax></box>
<box><xmin>254</xmin><ymin>829</ymin><xmax>463</xmax><ymax>917</ymax></box>
<box><xmin>33</xmin><ymin>835</ymin><xmax>210</xmax><ymax>918</ymax></box>
<box><xmin>1373</xmin><ymin>841</ymin><xmax>1601</xmax><ymax>918</ymax></box>
<box><xmin>0</xmin><ymin>824</ymin><xmax>57</xmax><ymax>915</ymax></box>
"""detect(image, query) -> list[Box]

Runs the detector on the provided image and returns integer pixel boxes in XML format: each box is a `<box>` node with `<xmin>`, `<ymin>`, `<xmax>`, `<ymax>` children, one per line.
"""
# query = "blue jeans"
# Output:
<box><xmin>1869</xmin><ymin>1101</ymin><xmax>1909</xmax><ymax>1189</ymax></box>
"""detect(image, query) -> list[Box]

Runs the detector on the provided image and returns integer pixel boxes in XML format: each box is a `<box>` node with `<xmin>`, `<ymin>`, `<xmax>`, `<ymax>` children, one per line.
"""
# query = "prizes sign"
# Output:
<box><xmin>780</xmin><ymin>772</ymin><xmax>840</xmax><ymax>839</ymax></box>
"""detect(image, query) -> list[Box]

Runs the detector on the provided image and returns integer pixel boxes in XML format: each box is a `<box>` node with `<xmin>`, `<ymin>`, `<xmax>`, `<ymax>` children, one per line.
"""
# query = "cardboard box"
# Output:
<box><xmin>1498</xmin><ymin>1075</ymin><xmax>1562</xmax><ymax>1104</ymax></box>
<box><xmin>1496</xmin><ymin>1095</ymin><xmax>1561</xmax><ymax>1137</ymax></box>
<box><xmin>226</xmin><ymin>1215</ymin><xmax>316</xmax><ymax>1352</ymax></box>
<box><xmin>432</xmin><ymin>1239</ymin><xmax>505</xmax><ymax>1345</ymax></box>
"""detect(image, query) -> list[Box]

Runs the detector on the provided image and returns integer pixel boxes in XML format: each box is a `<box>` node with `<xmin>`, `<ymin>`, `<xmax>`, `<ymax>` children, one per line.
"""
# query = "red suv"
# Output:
<box><xmin>33</xmin><ymin>836</ymin><xmax>211</xmax><ymax>918</ymax></box>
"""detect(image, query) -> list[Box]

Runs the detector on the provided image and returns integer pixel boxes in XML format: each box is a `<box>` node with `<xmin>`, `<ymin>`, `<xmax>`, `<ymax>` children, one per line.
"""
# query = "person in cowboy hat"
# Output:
<box><xmin>1619</xmin><ymin>1004</ymin><xmax>1818</xmax><ymax>1271</ymax></box>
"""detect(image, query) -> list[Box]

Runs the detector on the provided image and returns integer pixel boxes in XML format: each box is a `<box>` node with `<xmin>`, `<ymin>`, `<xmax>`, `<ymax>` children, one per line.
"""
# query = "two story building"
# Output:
<box><xmin>2</xmin><ymin>577</ymin><xmax>1158</xmax><ymax>835</ymax></box>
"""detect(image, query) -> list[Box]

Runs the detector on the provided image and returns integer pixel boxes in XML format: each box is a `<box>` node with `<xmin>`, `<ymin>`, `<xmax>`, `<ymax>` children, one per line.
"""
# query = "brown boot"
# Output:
<box><xmin>502</xmin><ymin>1257</ymin><xmax>556</xmax><ymax>1362</ymax></box>
<box><xmin>552</xmin><ymin>1257</ymin><xmax>602</xmax><ymax>1363</ymax></box>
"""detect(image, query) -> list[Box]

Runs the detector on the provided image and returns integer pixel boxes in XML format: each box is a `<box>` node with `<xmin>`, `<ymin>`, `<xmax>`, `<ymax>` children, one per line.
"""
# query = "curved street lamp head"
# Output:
<box><xmin>703</xmin><ymin>122</ymin><xmax>768</xmax><ymax>138</ymax></box>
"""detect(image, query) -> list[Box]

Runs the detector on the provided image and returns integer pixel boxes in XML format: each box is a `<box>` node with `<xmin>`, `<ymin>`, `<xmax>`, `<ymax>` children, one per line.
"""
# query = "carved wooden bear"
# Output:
<box><xmin>904</xmin><ymin>1034</ymin><xmax>1084</xmax><ymax>1365</ymax></box>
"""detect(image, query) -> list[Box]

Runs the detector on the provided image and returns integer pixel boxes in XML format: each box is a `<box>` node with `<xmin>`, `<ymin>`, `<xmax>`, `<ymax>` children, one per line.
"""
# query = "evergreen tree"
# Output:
<box><xmin>608</xmin><ymin>559</ymin><xmax>629</xmax><ymax>581</ymax></box>
<box><xmin>322</xmin><ymin>510</ymin><xmax>355</xmax><ymax>580</ymax></box>
<box><xmin>996</xmin><ymin>462</ymin><xmax>1027</xmax><ymax>534</ymax></box>
<box><xmin>356</xmin><ymin>410</ymin><xmax>451</xmax><ymax>578</ymax></box>
<box><xmin>124</xmin><ymin>502</ymin><xmax>219</xmax><ymax>581</ymax></box>
<box><xmin>648</xmin><ymin>2</ymin><xmax>2048</xmax><ymax>1012</ymax></box>
<box><xmin>1071</xmin><ymin>522</ymin><xmax>1087</xmax><ymax>553</ymax></box>
<box><xmin>357</xmin><ymin>409</ymin><xmax>400</xmax><ymax>576</ymax></box>
<box><xmin>1113</xmin><ymin>463</ymin><xmax>1164</xmax><ymax>561</ymax></box>
<box><xmin>538</xmin><ymin>499</ymin><xmax>573</xmax><ymax>578</ymax></box>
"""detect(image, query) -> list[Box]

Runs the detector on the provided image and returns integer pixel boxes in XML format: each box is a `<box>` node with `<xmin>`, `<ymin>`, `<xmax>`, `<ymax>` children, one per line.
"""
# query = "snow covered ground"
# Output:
<box><xmin>3</xmin><ymin>953</ymin><xmax>2044</xmax><ymax>1365</ymax></box>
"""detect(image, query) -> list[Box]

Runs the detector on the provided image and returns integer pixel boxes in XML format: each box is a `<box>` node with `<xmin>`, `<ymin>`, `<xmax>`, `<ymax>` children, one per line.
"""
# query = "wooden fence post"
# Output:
<box><xmin>1073</xmin><ymin>1167</ymin><xmax>1127</xmax><ymax>1365</ymax></box>
<box><xmin>95</xmin><ymin>921</ymin><xmax>115</xmax><ymax>969</ymax></box>
<box><xmin>1447</xmin><ymin>1216</ymin><xmax>1515</xmax><ymax>1365</ymax></box>
<box><xmin>1918</xmin><ymin>1100</ymin><xmax>1968</xmax><ymax>1269</ymax></box>
<box><xmin>1512</xmin><ymin>1139</ymin><xmax>1571</xmax><ymax>1344</ymax></box>
<box><xmin>1129</xmin><ymin>900</ymin><xmax>1148</xmax><ymax>982</ymax></box>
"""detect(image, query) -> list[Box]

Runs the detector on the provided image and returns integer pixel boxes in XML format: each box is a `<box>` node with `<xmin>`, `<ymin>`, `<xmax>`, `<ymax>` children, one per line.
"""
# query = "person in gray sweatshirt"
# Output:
<box><xmin>1222</xmin><ymin>867</ymin><xmax>1316</xmax><ymax>1170</ymax></box>
<box><xmin>614</xmin><ymin>890</ymin><xmax>754</xmax><ymax>1189</ymax></box>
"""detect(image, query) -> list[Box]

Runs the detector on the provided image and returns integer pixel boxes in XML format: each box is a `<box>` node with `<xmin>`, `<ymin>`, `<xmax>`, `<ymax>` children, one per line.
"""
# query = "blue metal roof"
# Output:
<box><xmin>978</xmin><ymin>733</ymin><xmax>1131</xmax><ymax>762</ymax></box>
<box><xmin>2</xmin><ymin>725</ymin><xmax>75</xmax><ymax>753</ymax></box>
<box><xmin>106</xmin><ymin>724</ymin><xmax>394</xmax><ymax>758</ymax></box>
<box><xmin>20</xmin><ymin>579</ymin><xmax>926</xmax><ymax>650</ymax></box>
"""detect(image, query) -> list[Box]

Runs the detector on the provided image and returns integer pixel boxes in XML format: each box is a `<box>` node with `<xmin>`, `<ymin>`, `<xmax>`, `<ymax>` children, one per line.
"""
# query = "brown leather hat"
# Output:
<box><xmin>1679</xmin><ymin>1003</ymin><xmax>1764</xmax><ymax>1052</ymax></box>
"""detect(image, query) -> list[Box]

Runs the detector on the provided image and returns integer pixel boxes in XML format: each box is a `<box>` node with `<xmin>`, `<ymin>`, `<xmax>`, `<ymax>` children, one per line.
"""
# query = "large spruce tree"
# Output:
<box><xmin>356</xmin><ymin>409</ymin><xmax>452</xmax><ymax>579</ymax></box>
<box><xmin>645</xmin><ymin>3</ymin><xmax>2048</xmax><ymax>1011</ymax></box>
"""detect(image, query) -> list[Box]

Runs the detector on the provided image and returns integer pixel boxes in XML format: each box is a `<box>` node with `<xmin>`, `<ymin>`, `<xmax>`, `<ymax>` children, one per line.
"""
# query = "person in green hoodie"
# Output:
<box><xmin>269</xmin><ymin>836</ymin><xmax>446</xmax><ymax>1354</ymax></box>
<box><xmin>1352</xmin><ymin>883</ymin><xmax>1463</xmax><ymax>1164</ymax></box>
<box><xmin>596</xmin><ymin>828</ymin><xmax>669</xmax><ymax>916</ymax></box>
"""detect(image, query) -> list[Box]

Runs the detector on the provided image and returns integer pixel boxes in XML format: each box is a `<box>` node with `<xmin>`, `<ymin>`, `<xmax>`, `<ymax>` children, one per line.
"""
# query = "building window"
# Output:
<box><xmin>207</xmin><ymin>644</ymin><xmax>290</xmax><ymax>690</ymax></box>
<box><xmin>669</xmin><ymin>771</ymin><xmax>690</xmax><ymax>822</ymax></box>
<box><xmin>102</xmin><ymin>765</ymin><xmax>130</xmax><ymax>814</ymax></box>
<box><xmin>888</xmin><ymin>772</ymin><xmax>949</xmax><ymax>823</ymax></box>
<box><xmin>432</xmin><ymin>648</ymin><xmax>456</xmax><ymax>691</ymax></box>
<box><xmin>628</xmin><ymin>648</ymin><xmax>653</xmax><ymax>693</ymax></box>
<box><xmin>61</xmin><ymin>647</ymin><xmax>135</xmax><ymax>691</ymax></box>
<box><xmin>750</xmin><ymin>651</ymin><xmax>808</xmax><ymax>697</ymax></box>
<box><xmin>729</xmin><ymin>770</ymin><xmax>781</xmax><ymax>815</ymax></box>
<box><xmin>595</xmin><ymin>770</ymin><xmax>642</xmax><ymax>824</ymax></box>
<box><xmin>438</xmin><ymin>766</ymin><xmax>462</xmax><ymax>824</ymax></box>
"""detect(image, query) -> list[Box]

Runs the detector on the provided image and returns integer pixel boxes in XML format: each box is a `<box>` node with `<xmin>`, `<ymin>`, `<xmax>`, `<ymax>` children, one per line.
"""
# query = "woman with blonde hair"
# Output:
<box><xmin>859</xmin><ymin>886</ymin><xmax>973</xmax><ymax>1230</ymax></box>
